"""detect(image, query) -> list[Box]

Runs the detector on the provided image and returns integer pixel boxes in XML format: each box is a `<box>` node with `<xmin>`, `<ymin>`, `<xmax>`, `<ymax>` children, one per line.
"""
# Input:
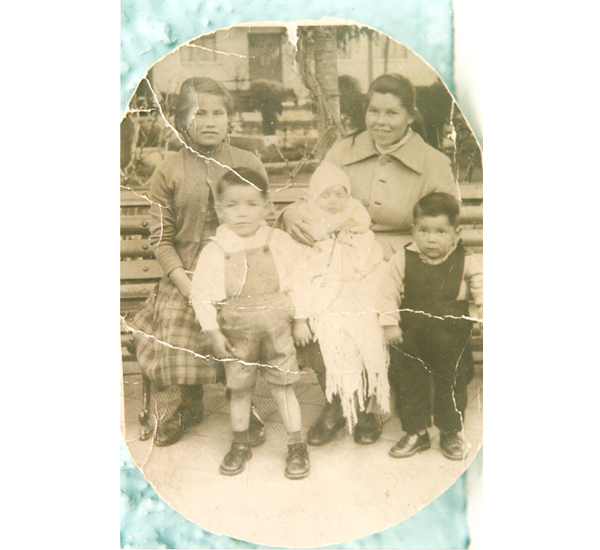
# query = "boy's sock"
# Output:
<box><xmin>233</xmin><ymin>430</ymin><xmax>250</xmax><ymax>445</ymax></box>
<box><xmin>287</xmin><ymin>431</ymin><xmax>304</xmax><ymax>445</ymax></box>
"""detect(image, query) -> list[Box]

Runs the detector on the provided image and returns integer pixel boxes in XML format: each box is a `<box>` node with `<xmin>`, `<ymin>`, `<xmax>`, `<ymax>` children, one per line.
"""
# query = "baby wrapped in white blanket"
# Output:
<box><xmin>298</xmin><ymin>162</ymin><xmax>390</xmax><ymax>430</ymax></box>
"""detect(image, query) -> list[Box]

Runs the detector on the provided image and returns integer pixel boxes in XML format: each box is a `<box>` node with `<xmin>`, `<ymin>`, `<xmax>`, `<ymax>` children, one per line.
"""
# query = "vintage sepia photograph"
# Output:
<box><xmin>120</xmin><ymin>21</ymin><xmax>483</xmax><ymax>547</ymax></box>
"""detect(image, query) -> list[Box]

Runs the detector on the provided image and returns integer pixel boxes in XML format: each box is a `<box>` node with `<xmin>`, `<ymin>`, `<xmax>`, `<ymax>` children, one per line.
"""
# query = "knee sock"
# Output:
<box><xmin>287</xmin><ymin>431</ymin><xmax>304</xmax><ymax>445</ymax></box>
<box><xmin>233</xmin><ymin>430</ymin><xmax>250</xmax><ymax>445</ymax></box>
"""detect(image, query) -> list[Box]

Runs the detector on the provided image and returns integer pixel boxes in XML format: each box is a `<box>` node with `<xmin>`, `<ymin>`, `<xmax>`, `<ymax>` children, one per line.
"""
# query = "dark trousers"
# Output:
<box><xmin>388</xmin><ymin>312</ymin><xmax>473</xmax><ymax>434</ymax></box>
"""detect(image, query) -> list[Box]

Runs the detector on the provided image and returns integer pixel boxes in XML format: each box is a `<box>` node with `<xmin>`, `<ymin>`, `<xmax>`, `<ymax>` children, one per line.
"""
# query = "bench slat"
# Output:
<box><xmin>121</xmin><ymin>282</ymin><xmax>157</xmax><ymax>297</ymax></box>
<box><xmin>459</xmin><ymin>228</ymin><xmax>483</xmax><ymax>246</ymax></box>
<box><xmin>122</xmin><ymin>207</ymin><xmax>482</xmax><ymax>225</ymax></box>
<box><xmin>121</xmin><ymin>260</ymin><xmax>164</xmax><ymax>281</ymax></box>
<box><xmin>460</xmin><ymin>205</ymin><xmax>483</xmax><ymax>223</ymax></box>
<box><xmin>121</xmin><ymin>186</ymin><xmax>481</xmax><ymax>215</ymax></box>
<box><xmin>121</xmin><ymin>217</ymin><xmax>481</xmax><ymax>245</ymax></box>
<box><xmin>121</xmin><ymin>215</ymin><xmax>151</xmax><ymax>235</ymax></box>
<box><xmin>121</xmin><ymin>188</ymin><xmax>152</xmax><ymax>207</ymax></box>
<box><xmin>269</xmin><ymin>185</ymin><xmax>307</xmax><ymax>203</ymax></box>
<box><xmin>121</xmin><ymin>239</ymin><xmax>154</xmax><ymax>258</ymax></box>
<box><xmin>459</xmin><ymin>182</ymin><xmax>483</xmax><ymax>200</ymax></box>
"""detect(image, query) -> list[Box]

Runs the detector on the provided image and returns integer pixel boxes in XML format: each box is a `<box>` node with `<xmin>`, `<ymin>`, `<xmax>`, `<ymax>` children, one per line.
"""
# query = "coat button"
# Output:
<box><xmin>362</xmin><ymin>199</ymin><xmax>370</xmax><ymax>207</ymax></box>
<box><xmin>378</xmin><ymin>156</ymin><xmax>389</xmax><ymax>165</ymax></box>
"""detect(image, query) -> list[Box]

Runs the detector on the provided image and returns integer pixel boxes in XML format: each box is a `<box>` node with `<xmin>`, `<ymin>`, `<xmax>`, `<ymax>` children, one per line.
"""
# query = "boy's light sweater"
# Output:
<box><xmin>190</xmin><ymin>223</ymin><xmax>310</xmax><ymax>332</ymax></box>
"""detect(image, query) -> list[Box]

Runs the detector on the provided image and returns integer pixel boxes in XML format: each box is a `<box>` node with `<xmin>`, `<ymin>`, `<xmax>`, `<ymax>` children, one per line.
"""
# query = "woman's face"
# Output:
<box><xmin>365</xmin><ymin>92</ymin><xmax>414</xmax><ymax>147</ymax></box>
<box><xmin>185</xmin><ymin>93</ymin><xmax>229</xmax><ymax>148</ymax></box>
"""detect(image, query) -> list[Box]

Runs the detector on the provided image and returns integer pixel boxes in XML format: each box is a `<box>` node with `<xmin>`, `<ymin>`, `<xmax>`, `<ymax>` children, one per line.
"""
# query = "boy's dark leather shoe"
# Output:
<box><xmin>353</xmin><ymin>413</ymin><xmax>383</xmax><ymax>445</ymax></box>
<box><xmin>219</xmin><ymin>442</ymin><xmax>252</xmax><ymax>476</ymax></box>
<box><xmin>389</xmin><ymin>431</ymin><xmax>431</xmax><ymax>458</ymax></box>
<box><xmin>307</xmin><ymin>417</ymin><xmax>345</xmax><ymax>446</ymax></box>
<box><xmin>439</xmin><ymin>431</ymin><xmax>466</xmax><ymax>460</ymax></box>
<box><xmin>285</xmin><ymin>442</ymin><xmax>310</xmax><ymax>479</ymax></box>
<box><xmin>248</xmin><ymin>407</ymin><xmax>266</xmax><ymax>447</ymax></box>
<box><xmin>155</xmin><ymin>402</ymin><xmax>204</xmax><ymax>447</ymax></box>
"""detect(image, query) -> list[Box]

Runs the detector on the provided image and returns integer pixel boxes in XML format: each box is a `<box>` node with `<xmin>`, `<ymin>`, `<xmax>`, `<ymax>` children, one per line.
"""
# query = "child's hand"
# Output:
<box><xmin>292</xmin><ymin>319</ymin><xmax>312</xmax><ymax>347</ymax></box>
<box><xmin>384</xmin><ymin>325</ymin><xmax>403</xmax><ymax>346</ymax></box>
<box><xmin>207</xmin><ymin>330</ymin><xmax>236</xmax><ymax>359</ymax></box>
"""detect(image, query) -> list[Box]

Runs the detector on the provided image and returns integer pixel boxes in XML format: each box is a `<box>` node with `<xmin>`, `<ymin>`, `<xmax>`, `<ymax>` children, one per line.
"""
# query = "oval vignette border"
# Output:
<box><xmin>120</xmin><ymin>19</ymin><xmax>483</xmax><ymax>549</ymax></box>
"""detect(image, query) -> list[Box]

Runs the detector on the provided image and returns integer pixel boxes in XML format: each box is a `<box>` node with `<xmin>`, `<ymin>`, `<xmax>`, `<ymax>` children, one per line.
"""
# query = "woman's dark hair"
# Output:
<box><xmin>216</xmin><ymin>167</ymin><xmax>269</xmax><ymax>199</ymax></box>
<box><xmin>174</xmin><ymin>77</ymin><xmax>235</xmax><ymax>133</ymax></box>
<box><xmin>367</xmin><ymin>73</ymin><xmax>417</xmax><ymax>117</ymax></box>
<box><xmin>413</xmin><ymin>192</ymin><xmax>461</xmax><ymax>227</ymax></box>
<box><xmin>339</xmin><ymin>75</ymin><xmax>366</xmax><ymax>134</ymax></box>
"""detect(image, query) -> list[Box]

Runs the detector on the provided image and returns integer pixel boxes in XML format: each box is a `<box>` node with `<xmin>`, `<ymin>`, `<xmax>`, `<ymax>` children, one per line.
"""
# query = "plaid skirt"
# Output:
<box><xmin>131</xmin><ymin>275</ymin><xmax>223</xmax><ymax>389</ymax></box>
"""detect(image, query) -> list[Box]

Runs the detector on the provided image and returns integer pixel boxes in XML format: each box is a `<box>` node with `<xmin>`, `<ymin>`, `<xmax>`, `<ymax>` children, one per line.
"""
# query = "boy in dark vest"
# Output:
<box><xmin>381</xmin><ymin>192</ymin><xmax>483</xmax><ymax>460</ymax></box>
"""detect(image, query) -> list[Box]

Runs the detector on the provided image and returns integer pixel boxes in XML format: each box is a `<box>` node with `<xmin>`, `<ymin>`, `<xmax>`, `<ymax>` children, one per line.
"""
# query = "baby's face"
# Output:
<box><xmin>412</xmin><ymin>215</ymin><xmax>459</xmax><ymax>260</ymax></box>
<box><xmin>314</xmin><ymin>185</ymin><xmax>350</xmax><ymax>214</ymax></box>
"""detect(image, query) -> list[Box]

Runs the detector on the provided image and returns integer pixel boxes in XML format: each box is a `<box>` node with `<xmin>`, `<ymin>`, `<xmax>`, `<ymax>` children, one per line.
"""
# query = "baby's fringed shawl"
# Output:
<box><xmin>313</xmin><ymin>311</ymin><xmax>390</xmax><ymax>431</ymax></box>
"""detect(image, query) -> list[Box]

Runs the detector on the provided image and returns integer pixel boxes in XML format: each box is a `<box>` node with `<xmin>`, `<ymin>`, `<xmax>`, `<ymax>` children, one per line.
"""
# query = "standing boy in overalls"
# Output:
<box><xmin>191</xmin><ymin>168</ymin><xmax>312</xmax><ymax>479</ymax></box>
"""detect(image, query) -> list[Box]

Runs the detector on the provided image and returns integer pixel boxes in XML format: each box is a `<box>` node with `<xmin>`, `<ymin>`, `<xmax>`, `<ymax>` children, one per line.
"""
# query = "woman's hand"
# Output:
<box><xmin>281</xmin><ymin>207</ymin><xmax>320</xmax><ymax>246</ymax></box>
<box><xmin>292</xmin><ymin>319</ymin><xmax>313</xmax><ymax>347</ymax></box>
<box><xmin>168</xmin><ymin>267</ymin><xmax>192</xmax><ymax>299</ymax></box>
<box><xmin>384</xmin><ymin>325</ymin><xmax>403</xmax><ymax>346</ymax></box>
<box><xmin>207</xmin><ymin>329</ymin><xmax>236</xmax><ymax>359</ymax></box>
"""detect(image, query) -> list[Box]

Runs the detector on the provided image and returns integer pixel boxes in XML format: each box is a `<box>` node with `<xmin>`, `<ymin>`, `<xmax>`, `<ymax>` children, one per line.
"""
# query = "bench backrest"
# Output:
<box><xmin>121</xmin><ymin>181</ymin><xmax>482</xmax><ymax>365</ymax></box>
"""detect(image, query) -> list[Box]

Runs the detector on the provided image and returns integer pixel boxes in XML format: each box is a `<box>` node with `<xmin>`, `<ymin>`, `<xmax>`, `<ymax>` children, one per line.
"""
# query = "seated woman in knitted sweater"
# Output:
<box><xmin>296</xmin><ymin>161</ymin><xmax>390</xmax><ymax>434</ymax></box>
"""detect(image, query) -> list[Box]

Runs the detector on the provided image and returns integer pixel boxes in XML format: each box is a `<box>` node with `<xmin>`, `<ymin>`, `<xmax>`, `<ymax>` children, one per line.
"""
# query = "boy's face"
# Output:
<box><xmin>412</xmin><ymin>215</ymin><xmax>459</xmax><ymax>260</ymax></box>
<box><xmin>218</xmin><ymin>184</ymin><xmax>269</xmax><ymax>237</ymax></box>
<box><xmin>314</xmin><ymin>185</ymin><xmax>350</xmax><ymax>214</ymax></box>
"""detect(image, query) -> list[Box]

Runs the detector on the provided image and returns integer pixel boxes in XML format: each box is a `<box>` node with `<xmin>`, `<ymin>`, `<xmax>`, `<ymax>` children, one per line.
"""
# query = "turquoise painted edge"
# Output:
<box><xmin>120</xmin><ymin>1</ymin><xmax>469</xmax><ymax>548</ymax></box>
<box><xmin>121</xmin><ymin>0</ymin><xmax>455</xmax><ymax>113</ymax></box>
<box><xmin>120</xmin><ymin>442</ymin><xmax>471</xmax><ymax>549</ymax></box>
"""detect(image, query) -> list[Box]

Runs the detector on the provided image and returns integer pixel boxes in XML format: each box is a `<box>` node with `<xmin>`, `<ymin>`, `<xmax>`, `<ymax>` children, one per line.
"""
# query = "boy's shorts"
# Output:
<box><xmin>217</xmin><ymin>292</ymin><xmax>301</xmax><ymax>391</ymax></box>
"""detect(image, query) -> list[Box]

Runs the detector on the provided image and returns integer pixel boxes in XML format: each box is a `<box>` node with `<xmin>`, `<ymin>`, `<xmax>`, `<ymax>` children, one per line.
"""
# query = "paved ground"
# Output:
<box><xmin>121</xmin><ymin>366</ymin><xmax>482</xmax><ymax>547</ymax></box>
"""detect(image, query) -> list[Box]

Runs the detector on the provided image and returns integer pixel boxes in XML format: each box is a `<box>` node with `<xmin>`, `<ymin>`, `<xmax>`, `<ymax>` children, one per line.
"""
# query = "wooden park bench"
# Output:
<box><xmin>121</xmin><ymin>177</ymin><xmax>483</xmax><ymax>436</ymax></box>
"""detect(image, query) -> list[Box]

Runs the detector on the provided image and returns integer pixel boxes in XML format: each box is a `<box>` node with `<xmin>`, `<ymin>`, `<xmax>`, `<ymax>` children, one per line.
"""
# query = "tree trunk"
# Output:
<box><xmin>298</xmin><ymin>26</ymin><xmax>341</xmax><ymax>160</ymax></box>
<box><xmin>312</xmin><ymin>27</ymin><xmax>341</xmax><ymax>133</ymax></box>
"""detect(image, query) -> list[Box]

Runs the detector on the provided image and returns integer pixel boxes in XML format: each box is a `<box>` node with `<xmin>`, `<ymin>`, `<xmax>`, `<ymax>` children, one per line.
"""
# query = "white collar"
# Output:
<box><xmin>407</xmin><ymin>238</ymin><xmax>459</xmax><ymax>265</ymax></box>
<box><xmin>375</xmin><ymin>128</ymin><xmax>414</xmax><ymax>156</ymax></box>
<box><xmin>212</xmin><ymin>222</ymin><xmax>271</xmax><ymax>253</ymax></box>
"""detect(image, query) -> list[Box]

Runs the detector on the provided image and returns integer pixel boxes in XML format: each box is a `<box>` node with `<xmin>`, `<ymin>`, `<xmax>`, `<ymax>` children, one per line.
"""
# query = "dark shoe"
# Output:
<box><xmin>285</xmin><ymin>442</ymin><xmax>310</xmax><ymax>479</ymax></box>
<box><xmin>219</xmin><ymin>442</ymin><xmax>252</xmax><ymax>476</ymax></box>
<box><xmin>154</xmin><ymin>402</ymin><xmax>204</xmax><ymax>447</ymax></box>
<box><xmin>439</xmin><ymin>430</ymin><xmax>466</xmax><ymax>460</ymax></box>
<box><xmin>181</xmin><ymin>402</ymin><xmax>204</xmax><ymax>428</ymax></box>
<box><xmin>154</xmin><ymin>410</ymin><xmax>185</xmax><ymax>447</ymax></box>
<box><xmin>353</xmin><ymin>413</ymin><xmax>383</xmax><ymax>445</ymax></box>
<box><xmin>248</xmin><ymin>406</ymin><xmax>267</xmax><ymax>447</ymax></box>
<box><xmin>389</xmin><ymin>431</ymin><xmax>431</xmax><ymax>458</ymax></box>
<box><xmin>307</xmin><ymin>417</ymin><xmax>345</xmax><ymax>446</ymax></box>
